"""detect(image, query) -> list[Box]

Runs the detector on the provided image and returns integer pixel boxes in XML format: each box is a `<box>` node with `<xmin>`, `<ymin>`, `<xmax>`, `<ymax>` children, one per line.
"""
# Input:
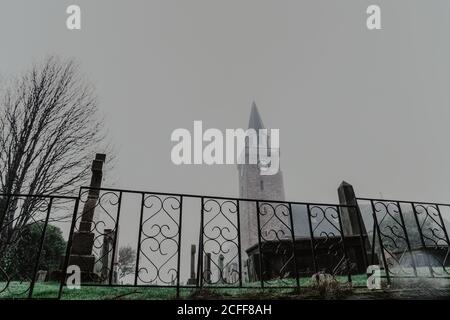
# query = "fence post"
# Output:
<box><xmin>176</xmin><ymin>196</ymin><xmax>183</xmax><ymax>298</ymax></box>
<box><xmin>198</xmin><ymin>198</ymin><xmax>205</xmax><ymax>288</ymax></box>
<box><xmin>101</xmin><ymin>229</ymin><xmax>113</xmax><ymax>283</ymax></box>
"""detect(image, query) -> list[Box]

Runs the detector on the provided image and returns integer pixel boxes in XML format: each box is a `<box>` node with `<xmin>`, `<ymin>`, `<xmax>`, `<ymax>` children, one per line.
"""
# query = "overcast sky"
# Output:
<box><xmin>2</xmin><ymin>0</ymin><xmax>450</xmax><ymax>203</ymax></box>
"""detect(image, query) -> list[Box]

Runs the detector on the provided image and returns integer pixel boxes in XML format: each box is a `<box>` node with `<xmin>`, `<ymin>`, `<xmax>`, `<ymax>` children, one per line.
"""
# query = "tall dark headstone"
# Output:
<box><xmin>338</xmin><ymin>181</ymin><xmax>371</xmax><ymax>270</ymax></box>
<box><xmin>68</xmin><ymin>153</ymin><xmax>106</xmax><ymax>281</ymax></box>
<box><xmin>338</xmin><ymin>181</ymin><xmax>367</xmax><ymax>236</ymax></box>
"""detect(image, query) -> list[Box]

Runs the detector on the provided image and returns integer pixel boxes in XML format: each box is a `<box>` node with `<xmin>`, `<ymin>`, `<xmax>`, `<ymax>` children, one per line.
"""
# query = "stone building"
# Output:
<box><xmin>236</xmin><ymin>104</ymin><xmax>368</xmax><ymax>282</ymax></box>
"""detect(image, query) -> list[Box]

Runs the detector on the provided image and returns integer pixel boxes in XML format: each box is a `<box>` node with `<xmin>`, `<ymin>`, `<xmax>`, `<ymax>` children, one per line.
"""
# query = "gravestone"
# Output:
<box><xmin>204</xmin><ymin>252</ymin><xmax>211</xmax><ymax>284</ymax></box>
<box><xmin>338</xmin><ymin>181</ymin><xmax>371</xmax><ymax>269</ymax></box>
<box><xmin>68</xmin><ymin>153</ymin><xmax>106</xmax><ymax>281</ymax></box>
<box><xmin>218</xmin><ymin>254</ymin><xmax>224</xmax><ymax>283</ymax></box>
<box><xmin>338</xmin><ymin>181</ymin><xmax>367</xmax><ymax>236</ymax></box>
<box><xmin>187</xmin><ymin>244</ymin><xmax>197</xmax><ymax>285</ymax></box>
<box><xmin>36</xmin><ymin>270</ymin><xmax>47</xmax><ymax>282</ymax></box>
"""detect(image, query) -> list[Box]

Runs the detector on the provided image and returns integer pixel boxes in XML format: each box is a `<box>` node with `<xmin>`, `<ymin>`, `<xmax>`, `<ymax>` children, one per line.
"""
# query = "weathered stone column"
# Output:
<box><xmin>204</xmin><ymin>252</ymin><xmax>211</xmax><ymax>284</ymax></box>
<box><xmin>187</xmin><ymin>244</ymin><xmax>197</xmax><ymax>284</ymax></box>
<box><xmin>218</xmin><ymin>254</ymin><xmax>224</xmax><ymax>283</ymax></box>
<box><xmin>68</xmin><ymin>153</ymin><xmax>106</xmax><ymax>281</ymax></box>
<box><xmin>338</xmin><ymin>181</ymin><xmax>370</xmax><ymax>270</ymax></box>
<box><xmin>79</xmin><ymin>153</ymin><xmax>106</xmax><ymax>232</ymax></box>
<box><xmin>190</xmin><ymin>244</ymin><xmax>196</xmax><ymax>279</ymax></box>
<box><xmin>338</xmin><ymin>181</ymin><xmax>367</xmax><ymax>236</ymax></box>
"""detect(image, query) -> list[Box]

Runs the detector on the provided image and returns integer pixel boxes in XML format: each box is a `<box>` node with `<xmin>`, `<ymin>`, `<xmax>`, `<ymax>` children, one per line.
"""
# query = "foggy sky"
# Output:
<box><xmin>2</xmin><ymin>0</ymin><xmax>450</xmax><ymax>204</ymax></box>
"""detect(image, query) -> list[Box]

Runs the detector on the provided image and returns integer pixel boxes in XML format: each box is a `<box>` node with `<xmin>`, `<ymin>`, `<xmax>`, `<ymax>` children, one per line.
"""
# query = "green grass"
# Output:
<box><xmin>4</xmin><ymin>277</ymin><xmax>449</xmax><ymax>300</ymax></box>
<box><xmin>0</xmin><ymin>274</ymin><xmax>368</xmax><ymax>300</ymax></box>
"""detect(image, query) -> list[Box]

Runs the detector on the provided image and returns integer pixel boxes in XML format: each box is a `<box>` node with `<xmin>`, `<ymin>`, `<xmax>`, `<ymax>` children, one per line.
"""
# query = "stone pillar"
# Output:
<box><xmin>187</xmin><ymin>244</ymin><xmax>197</xmax><ymax>284</ymax></box>
<box><xmin>218</xmin><ymin>254</ymin><xmax>224</xmax><ymax>283</ymax></box>
<box><xmin>338</xmin><ymin>181</ymin><xmax>371</xmax><ymax>270</ymax></box>
<box><xmin>79</xmin><ymin>154</ymin><xmax>106</xmax><ymax>232</ymax></box>
<box><xmin>204</xmin><ymin>253</ymin><xmax>211</xmax><ymax>284</ymax></box>
<box><xmin>68</xmin><ymin>153</ymin><xmax>106</xmax><ymax>281</ymax></box>
<box><xmin>338</xmin><ymin>181</ymin><xmax>367</xmax><ymax>236</ymax></box>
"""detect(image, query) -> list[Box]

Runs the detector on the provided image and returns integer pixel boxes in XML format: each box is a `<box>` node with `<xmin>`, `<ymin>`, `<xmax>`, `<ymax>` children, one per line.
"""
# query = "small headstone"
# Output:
<box><xmin>311</xmin><ymin>272</ymin><xmax>335</xmax><ymax>287</ymax></box>
<box><xmin>36</xmin><ymin>270</ymin><xmax>47</xmax><ymax>282</ymax></box>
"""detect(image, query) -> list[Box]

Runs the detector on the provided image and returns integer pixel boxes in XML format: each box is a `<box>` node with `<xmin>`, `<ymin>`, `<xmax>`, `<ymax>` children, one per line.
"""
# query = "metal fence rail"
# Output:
<box><xmin>0</xmin><ymin>193</ymin><xmax>79</xmax><ymax>299</ymax></box>
<box><xmin>62</xmin><ymin>187</ymin><xmax>368</xmax><ymax>297</ymax></box>
<box><xmin>1</xmin><ymin>188</ymin><xmax>450</xmax><ymax>300</ymax></box>
<box><xmin>357</xmin><ymin>197</ymin><xmax>450</xmax><ymax>283</ymax></box>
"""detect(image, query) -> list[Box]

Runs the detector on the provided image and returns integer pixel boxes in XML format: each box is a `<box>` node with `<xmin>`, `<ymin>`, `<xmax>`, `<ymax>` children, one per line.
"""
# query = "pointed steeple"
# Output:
<box><xmin>248</xmin><ymin>101</ymin><xmax>265</xmax><ymax>130</ymax></box>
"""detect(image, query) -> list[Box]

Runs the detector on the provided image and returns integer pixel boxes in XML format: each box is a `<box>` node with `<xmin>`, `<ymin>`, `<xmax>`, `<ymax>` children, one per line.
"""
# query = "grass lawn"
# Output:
<box><xmin>2</xmin><ymin>271</ymin><xmax>449</xmax><ymax>300</ymax></box>
<box><xmin>0</xmin><ymin>274</ymin><xmax>369</xmax><ymax>300</ymax></box>
<box><xmin>2</xmin><ymin>276</ymin><xmax>449</xmax><ymax>300</ymax></box>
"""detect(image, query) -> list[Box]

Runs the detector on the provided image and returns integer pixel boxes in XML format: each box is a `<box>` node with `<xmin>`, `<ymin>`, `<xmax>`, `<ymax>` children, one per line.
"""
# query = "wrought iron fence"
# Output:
<box><xmin>1</xmin><ymin>188</ymin><xmax>450</xmax><ymax>300</ymax></box>
<box><xmin>62</xmin><ymin>187</ymin><xmax>369</xmax><ymax>297</ymax></box>
<box><xmin>62</xmin><ymin>187</ymin><xmax>184</xmax><ymax>294</ymax></box>
<box><xmin>357</xmin><ymin>198</ymin><xmax>450</xmax><ymax>283</ymax></box>
<box><xmin>0</xmin><ymin>193</ymin><xmax>79</xmax><ymax>299</ymax></box>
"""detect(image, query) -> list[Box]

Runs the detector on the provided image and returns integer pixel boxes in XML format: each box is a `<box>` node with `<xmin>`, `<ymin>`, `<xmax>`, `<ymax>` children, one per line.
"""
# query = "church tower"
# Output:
<box><xmin>238</xmin><ymin>103</ymin><xmax>285</xmax><ymax>261</ymax></box>
<box><xmin>238</xmin><ymin>102</ymin><xmax>285</xmax><ymax>202</ymax></box>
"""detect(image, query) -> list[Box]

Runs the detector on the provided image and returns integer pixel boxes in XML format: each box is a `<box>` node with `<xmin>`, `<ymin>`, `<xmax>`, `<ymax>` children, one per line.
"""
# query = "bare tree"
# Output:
<box><xmin>0</xmin><ymin>56</ymin><xmax>105</xmax><ymax>248</ymax></box>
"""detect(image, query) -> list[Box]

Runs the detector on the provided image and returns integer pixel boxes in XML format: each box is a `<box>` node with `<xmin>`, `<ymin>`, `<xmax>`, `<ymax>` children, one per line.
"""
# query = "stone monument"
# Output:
<box><xmin>68</xmin><ymin>153</ymin><xmax>106</xmax><ymax>281</ymax></box>
<box><xmin>204</xmin><ymin>252</ymin><xmax>211</xmax><ymax>284</ymax></box>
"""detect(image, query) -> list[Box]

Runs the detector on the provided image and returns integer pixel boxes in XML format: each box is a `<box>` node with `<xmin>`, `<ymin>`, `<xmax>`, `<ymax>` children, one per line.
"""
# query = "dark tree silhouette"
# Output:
<box><xmin>0</xmin><ymin>222</ymin><xmax>66</xmax><ymax>281</ymax></box>
<box><xmin>0</xmin><ymin>56</ymin><xmax>105</xmax><ymax>250</ymax></box>
<box><xmin>118</xmin><ymin>246</ymin><xmax>136</xmax><ymax>280</ymax></box>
